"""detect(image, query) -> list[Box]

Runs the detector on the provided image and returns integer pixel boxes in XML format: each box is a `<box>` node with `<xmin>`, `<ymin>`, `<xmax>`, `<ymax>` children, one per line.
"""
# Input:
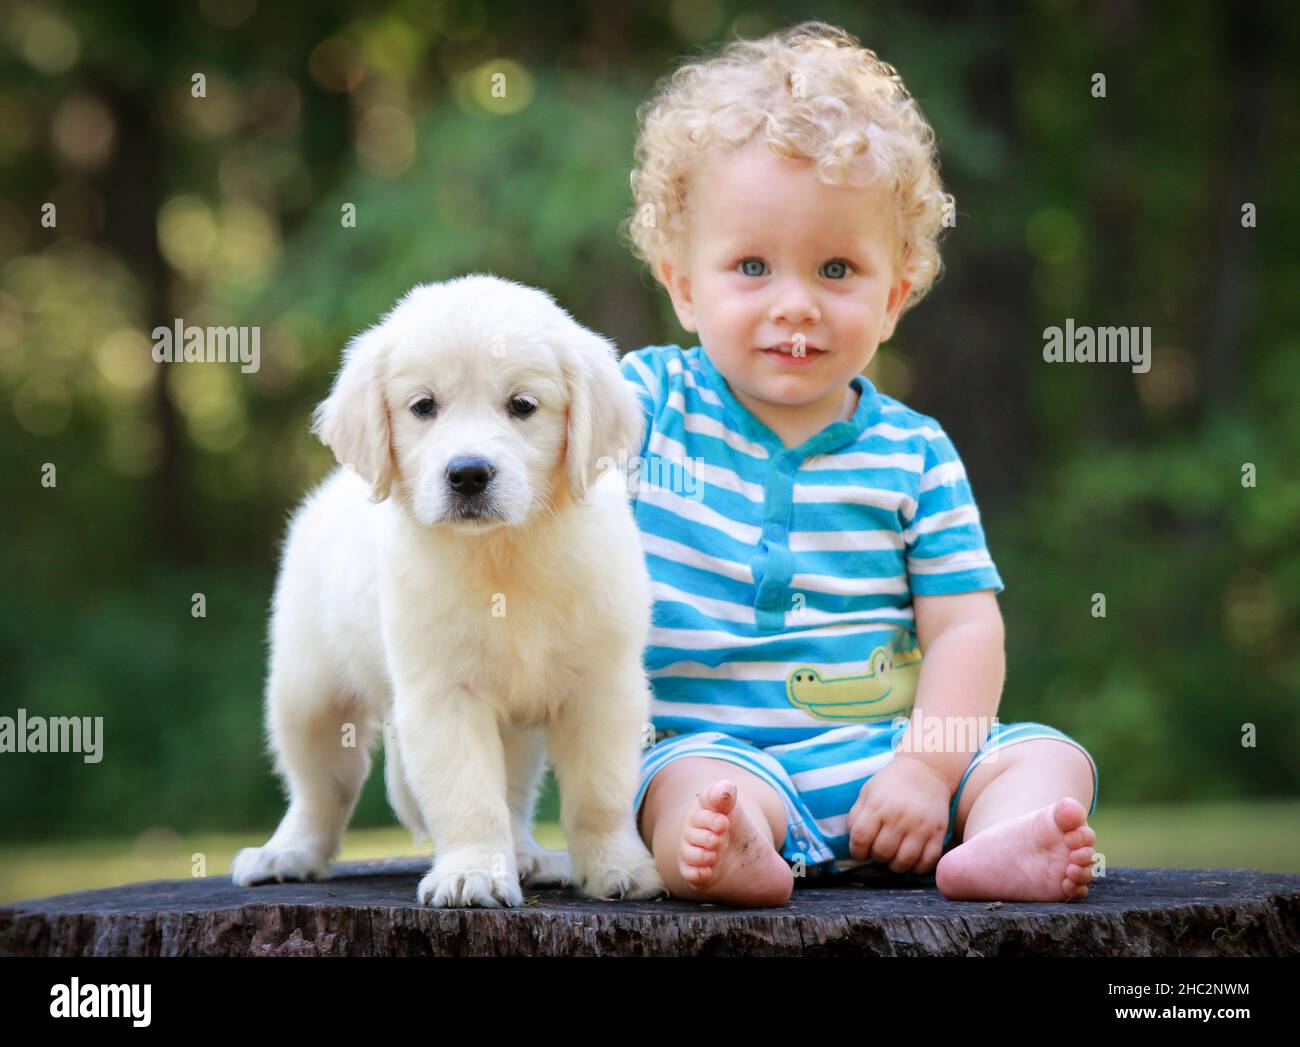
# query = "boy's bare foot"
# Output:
<box><xmin>678</xmin><ymin>779</ymin><xmax>794</xmax><ymax>907</ymax></box>
<box><xmin>934</xmin><ymin>797</ymin><xmax>1096</xmax><ymax>902</ymax></box>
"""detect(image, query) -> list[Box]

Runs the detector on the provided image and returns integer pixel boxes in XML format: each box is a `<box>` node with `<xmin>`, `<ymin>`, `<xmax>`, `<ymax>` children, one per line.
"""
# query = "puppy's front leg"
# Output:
<box><xmin>546</xmin><ymin>667</ymin><xmax>667</xmax><ymax>901</ymax></box>
<box><xmin>503</xmin><ymin>726</ymin><xmax>574</xmax><ymax>888</ymax></box>
<box><xmin>396</xmin><ymin>685</ymin><xmax>523</xmax><ymax>908</ymax></box>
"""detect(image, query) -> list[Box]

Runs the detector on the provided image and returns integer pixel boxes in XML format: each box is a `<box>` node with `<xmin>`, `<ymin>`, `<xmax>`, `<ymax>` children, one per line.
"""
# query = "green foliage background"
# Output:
<box><xmin>1</xmin><ymin>1</ymin><xmax>1296</xmax><ymax>844</ymax></box>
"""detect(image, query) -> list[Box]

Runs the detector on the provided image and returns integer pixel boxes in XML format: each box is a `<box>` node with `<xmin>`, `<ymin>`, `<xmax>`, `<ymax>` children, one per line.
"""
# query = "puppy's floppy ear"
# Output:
<box><xmin>556</xmin><ymin>321</ymin><xmax>644</xmax><ymax>506</ymax></box>
<box><xmin>310</xmin><ymin>323</ymin><xmax>395</xmax><ymax>503</ymax></box>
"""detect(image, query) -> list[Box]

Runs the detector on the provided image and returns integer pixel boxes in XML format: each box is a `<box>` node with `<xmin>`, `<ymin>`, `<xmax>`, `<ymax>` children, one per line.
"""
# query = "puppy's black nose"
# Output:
<box><xmin>446</xmin><ymin>456</ymin><xmax>495</xmax><ymax>496</ymax></box>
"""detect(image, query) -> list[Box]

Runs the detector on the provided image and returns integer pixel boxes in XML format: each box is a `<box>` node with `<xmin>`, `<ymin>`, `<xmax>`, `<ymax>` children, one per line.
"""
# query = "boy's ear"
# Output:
<box><xmin>879</xmin><ymin>277</ymin><xmax>913</xmax><ymax>342</ymax></box>
<box><xmin>657</xmin><ymin>256</ymin><xmax>698</xmax><ymax>333</ymax></box>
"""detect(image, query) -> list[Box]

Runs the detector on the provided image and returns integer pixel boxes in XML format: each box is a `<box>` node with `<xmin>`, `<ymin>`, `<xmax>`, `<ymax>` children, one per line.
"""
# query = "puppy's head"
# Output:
<box><xmin>311</xmin><ymin>275</ymin><xmax>643</xmax><ymax>531</ymax></box>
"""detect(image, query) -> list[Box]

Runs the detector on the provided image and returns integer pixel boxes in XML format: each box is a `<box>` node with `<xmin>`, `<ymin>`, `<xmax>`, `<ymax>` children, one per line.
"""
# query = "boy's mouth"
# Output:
<box><xmin>761</xmin><ymin>342</ymin><xmax>825</xmax><ymax>359</ymax></box>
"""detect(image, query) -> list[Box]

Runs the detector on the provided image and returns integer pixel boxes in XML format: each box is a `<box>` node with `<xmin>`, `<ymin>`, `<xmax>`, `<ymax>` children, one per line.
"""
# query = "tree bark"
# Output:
<box><xmin>3</xmin><ymin>858</ymin><xmax>1297</xmax><ymax>957</ymax></box>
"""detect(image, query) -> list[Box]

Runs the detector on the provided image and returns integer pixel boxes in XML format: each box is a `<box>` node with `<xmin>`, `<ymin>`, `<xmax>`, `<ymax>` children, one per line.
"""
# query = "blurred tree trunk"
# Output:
<box><xmin>98</xmin><ymin>80</ymin><xmax>195</xmax><ymax>564</ymax></box>
<box><xmin>1195</xmin><ymin>0</ymin><xmax>1270</xmax><ymax>416</ymax></box>
<box><xmin>1087</xmin><ymin>0</ymin><xmax>1146</xmax><ymax>442</ymax></box>
<box><xmin>908</xmin><ymin>0</ymin><xmax>1035</xmax><ymax>508</ymax></box>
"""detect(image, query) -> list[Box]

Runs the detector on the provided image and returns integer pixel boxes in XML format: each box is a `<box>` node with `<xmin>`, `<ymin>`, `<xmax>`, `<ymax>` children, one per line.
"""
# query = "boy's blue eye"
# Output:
<box><xmin>738</xmin><ymin>258</ymin><xmax>768</xmax><ymax>278</ymax></box>
<box><xmin>821</xmin><ymin>259</ymin><xmax>852</xmax><ymax>279</ymax></box>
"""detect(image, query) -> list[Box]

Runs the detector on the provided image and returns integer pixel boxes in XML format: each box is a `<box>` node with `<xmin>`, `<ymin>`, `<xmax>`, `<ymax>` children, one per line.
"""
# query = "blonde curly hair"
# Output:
<box><xmin>621</xmin><ymin>21</ymin><xmax>953</xmax><ymax>315</ymax></box>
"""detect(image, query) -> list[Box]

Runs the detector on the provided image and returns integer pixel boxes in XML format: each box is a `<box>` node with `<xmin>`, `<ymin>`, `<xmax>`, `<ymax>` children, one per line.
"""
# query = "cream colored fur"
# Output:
<box><xmin>230</xmin><ymin>275</ymin><xmax>665</xmax><ymax>907</ymax></box>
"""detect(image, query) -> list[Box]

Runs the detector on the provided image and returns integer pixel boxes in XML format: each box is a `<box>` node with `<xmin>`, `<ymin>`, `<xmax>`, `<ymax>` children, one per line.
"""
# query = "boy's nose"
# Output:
<box><xmin>768</xmin><ymin>280</ymin><xmax>821</xmax><ymax>326</ymax></box>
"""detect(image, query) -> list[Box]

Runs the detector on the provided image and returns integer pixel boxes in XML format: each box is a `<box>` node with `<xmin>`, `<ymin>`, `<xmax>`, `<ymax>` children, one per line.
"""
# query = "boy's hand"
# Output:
<box><xmin>846</xmin><ymin>755</ymin><xmax>953</xmax><ymax>874</ymax></box>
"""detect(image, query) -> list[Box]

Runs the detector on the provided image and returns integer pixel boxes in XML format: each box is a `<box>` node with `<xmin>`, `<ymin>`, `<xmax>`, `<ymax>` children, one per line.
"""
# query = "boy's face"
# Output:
<box><xmin>658</xmin><ymin>138</ymin><xmax>912</xmax><ymax>441</ymax></box>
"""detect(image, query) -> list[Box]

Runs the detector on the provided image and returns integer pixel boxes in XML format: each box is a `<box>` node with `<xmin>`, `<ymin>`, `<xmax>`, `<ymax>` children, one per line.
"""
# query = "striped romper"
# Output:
<box><xmin>618</xmin><ymin>344</ymin><xmax>1098</xmax><ymax>873</ymax></box>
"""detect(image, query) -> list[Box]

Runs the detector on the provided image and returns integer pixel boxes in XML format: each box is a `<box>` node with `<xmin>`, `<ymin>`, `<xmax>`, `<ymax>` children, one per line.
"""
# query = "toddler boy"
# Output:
<box><xmin>617</xmin><ymin>21</ymin><xmax>1098</xmax><ymax>906</ymax></box>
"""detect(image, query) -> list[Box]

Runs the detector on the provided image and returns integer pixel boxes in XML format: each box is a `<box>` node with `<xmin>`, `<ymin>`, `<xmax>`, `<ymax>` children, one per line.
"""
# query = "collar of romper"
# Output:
<box><xmin>690</xmin><ymin>344</ymin><xmax>882</xmax><ymax>462</ymax></box>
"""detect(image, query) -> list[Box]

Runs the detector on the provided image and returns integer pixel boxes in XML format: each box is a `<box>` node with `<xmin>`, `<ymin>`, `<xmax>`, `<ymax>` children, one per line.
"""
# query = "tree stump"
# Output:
<box><xmin>2</xmin><ymin>858</ymin><xmax>1297</xmax><ymax>957</ymax></box>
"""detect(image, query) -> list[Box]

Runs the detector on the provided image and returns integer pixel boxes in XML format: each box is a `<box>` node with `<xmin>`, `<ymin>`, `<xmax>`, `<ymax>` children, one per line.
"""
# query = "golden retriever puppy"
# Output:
<box><xmin>231</xmin><ymin>275</ymin><xmax>665</xmax><ymax>907</ymax></box>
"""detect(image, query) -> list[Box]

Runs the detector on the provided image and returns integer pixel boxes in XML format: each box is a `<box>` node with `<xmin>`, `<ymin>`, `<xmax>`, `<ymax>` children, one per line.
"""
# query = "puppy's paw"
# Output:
<box><xmin>417</xmin><ymin>852</ymin><xmax>524</xmax><ymax>908</ymax></box>
<box><xmin>574</xmin><ymin>837</ymin><xmax>668</xmax><ymax>901</ymax></box>
<box><xmin>231</xmin><ymin>844</ymin><xmax>331</xmax><ymax>887</ymax></box>
<box><xmin>515</xmin><ymin>845</ymin><xmax>574</xmax><ymax>888</ymax></box>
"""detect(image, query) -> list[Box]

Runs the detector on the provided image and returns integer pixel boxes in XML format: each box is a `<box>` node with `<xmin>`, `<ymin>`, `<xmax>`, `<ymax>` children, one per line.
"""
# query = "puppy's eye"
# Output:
<box><xmin>508</xmin><ymin>395</ymin><xmax>537</xmax><ymax>419</ymax></box>
<box><xmin>410</xmin><ymin>397</ymin><xmax>437</xmax><ymax>418</ymax></box>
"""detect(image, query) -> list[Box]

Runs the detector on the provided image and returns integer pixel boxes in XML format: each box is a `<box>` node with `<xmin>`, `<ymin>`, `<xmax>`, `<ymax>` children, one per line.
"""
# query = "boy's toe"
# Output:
<box><xmin>701</xmin><ymin>779</ymin><xmax>738</xmax><ymax>815</ymax></box>
<box><xmin>1066</xmin><ymin>864</ymin><xmax>1091</xmax><ymax>885</ymax></box>
<box><xmin>1052</xmin><ymin>798</ymin><xmax>1088</xmax><ymax>834</ymax></box>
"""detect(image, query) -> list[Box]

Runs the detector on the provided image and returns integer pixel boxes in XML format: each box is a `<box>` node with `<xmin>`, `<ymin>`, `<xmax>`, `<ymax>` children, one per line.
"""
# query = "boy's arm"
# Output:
<box><xmin>893</xmin><ymin>420</ymin><xmax>1005</xmax><ymax>793</ymax></box>
<box><xmin>893</xmin><ymin>590</ymin><xmax>1006</xmax><ymax>793</ymax></box>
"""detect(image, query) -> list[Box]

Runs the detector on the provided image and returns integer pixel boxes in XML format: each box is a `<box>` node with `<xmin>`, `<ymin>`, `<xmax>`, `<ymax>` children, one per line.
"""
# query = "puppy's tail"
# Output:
<box><xmin>383</xmin><ymin>719</ymin><xmax>431</xmax><ymax>846</ymax></box>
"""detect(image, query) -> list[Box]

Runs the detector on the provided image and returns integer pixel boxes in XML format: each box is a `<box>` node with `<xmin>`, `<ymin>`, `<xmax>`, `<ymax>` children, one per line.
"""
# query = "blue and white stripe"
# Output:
<box><xmin>619</xmin><ymin>344</ymin><xmax>1005</xmax><ymax>747</ymax></box>
<box><xmin>620</xmin><ymin>344</ymin><xmax>1098</xmax><ymax>868</ymax></box>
